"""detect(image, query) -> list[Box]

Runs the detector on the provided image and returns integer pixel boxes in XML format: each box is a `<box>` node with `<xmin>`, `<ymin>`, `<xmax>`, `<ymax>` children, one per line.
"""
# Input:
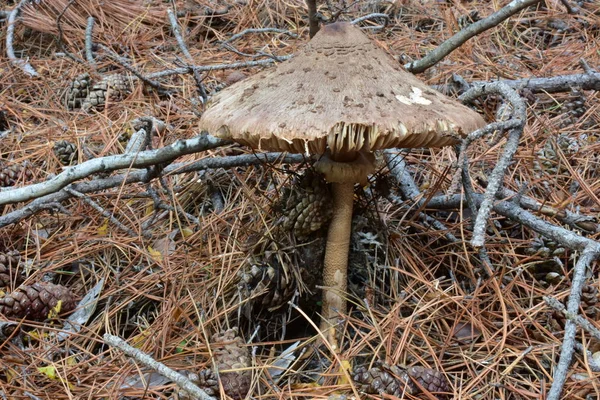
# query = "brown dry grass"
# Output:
<box><xmin>1</xmin><ymin>0</ymin><xmax>600</xmax><ymax>399</ymax></box>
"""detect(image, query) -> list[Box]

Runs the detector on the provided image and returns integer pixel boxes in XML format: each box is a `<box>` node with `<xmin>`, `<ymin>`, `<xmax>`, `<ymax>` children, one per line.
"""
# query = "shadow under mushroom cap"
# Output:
<box><xmin>200</xmin><ymin>22</ymin><xmax>486</xmax><ymax>156</ymax></box>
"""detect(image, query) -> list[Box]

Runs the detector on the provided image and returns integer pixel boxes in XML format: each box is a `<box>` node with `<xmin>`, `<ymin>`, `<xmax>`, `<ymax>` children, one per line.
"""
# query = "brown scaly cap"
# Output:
<box><xmin>200</xmin><ymin>22</ymin><xmax>486</xmax><ymax>157</ymax></box>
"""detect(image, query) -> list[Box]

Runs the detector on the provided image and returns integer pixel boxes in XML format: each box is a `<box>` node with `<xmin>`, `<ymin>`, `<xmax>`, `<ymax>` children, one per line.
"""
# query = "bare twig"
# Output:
<box><xmin>0</xmin><ymin>152</ymin><xmax>309</xmax><ymax>228</ymax></box>
<box><xmin>435</xmin><ymin>71</ymin><xmax>600</xmax><ymax>96</ymax></box>
<box><xmin>6</xmin><ymin>0</ymin><xmax>39</xmax><ymax>77</ymax></box>
<box><xmin>146</xmin><ymin>57</ymin><xmax>292</xmax><ymax>80</ymax></box>
<box><xmin>85</xmin><ymin>17</ymin><xmax>96</xmax><ymax>68</ymax></box>
<box><xmin>574</xmin><ymin>343</ymin><xmax>600</xmax><ymax>372</ymax></box>
<box><xmin>425</xmin><ymin>194</ymin><xmax>599</xmax><ymax>251</ymax></box>
<box><xmin>96</xmin><ymin>44</ymin><xmax>166</xmax><ymax>91</ymax></box>
<box><xmin>579</xmin><ymin>58</ymin><xmax>596</xmax><ymax>74</ymax></box>
<box><xmin>222</xmin><ymin>28</ymin><xmax>298</xmax><ymax>44</ymax></box>
<box><xmin>0</xmin><ymin>133</ymin><xmax>228</xmax><ymax>206</ymax></box>
<box><xmin>103</xmin><ymin>334</ymin><xmax>216</xmax><ymax>400</ymax></box>
<box><xmin>350</xmin><ymin>13</ymin><xmax>389</xmax><ymax>30</ymax></box>
<box><xmin>459</xmin><ymin>82</ymin><xmax>527</xmax><ymax>247</ymax></box>
<box><xmin>405</xmin><ymin>0</ymin><xmax>542</xmax><ymax>74</ymax></box>
<box><xmin>544</xmin><ymin>296</ymin><xmax>600</xmax><ymax>341</ymax></box>
<box><xmin>65</xmin><ymin>187</ymin><xmax>144</xmax><ymax>238</ymax></box>
<box><xmin>547</xmin><ymin>247</ymin><xmax>600</xmax><ymax>400</ymax></box>
<box><xmin>383</xmin><ymin>150</ymin><xmax>458</xmax><ymax>243</ymax></box>
<box><xmin>167</xmin><ymin>8</ymin><xmax>193</xmax><ymax>61</ymax></box>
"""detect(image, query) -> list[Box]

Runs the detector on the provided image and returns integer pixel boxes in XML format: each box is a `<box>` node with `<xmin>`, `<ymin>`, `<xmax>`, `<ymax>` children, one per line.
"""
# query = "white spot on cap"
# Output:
<box><xmin>395</xmin><ymin>87</ymin><xmax>432</xmax><ymax>106</ymax></box>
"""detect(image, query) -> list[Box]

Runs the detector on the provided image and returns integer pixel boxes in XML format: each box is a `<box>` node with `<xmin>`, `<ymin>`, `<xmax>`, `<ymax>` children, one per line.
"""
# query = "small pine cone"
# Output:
<box><xmin>562</xmin><ymin>88</ymin><xmax>587</xmax><ymax>125</ymax></box>
<box><xmin>457</xmin><ymin>10</ymin><xmax>480</xmax><ymax>29</ymax></box>
<box><xmin>195</xmin><ymin>369</ymin><xmax>219</xmax><ymax>397</ymax></box>
<box><xmin>353</xmin><ymin>364</ymin><xmax>412</xmax><ymax>396</ymax></box>
<box><xmin>0</xmin><ymin>250</ymin><xmax>23</xmax><ymax>288</ymax></box>
<box><xmin>177</xmin><ymin>371</ymin><xmax>216</xmax><ymax>399</ymax></box>
<box><xmin>535</xmin><ymin>134</ymin><xmax>580</xmax><ymax>176</ymax></box>
<box><xmin>0</xmin><ymin>282</ymin><xmax>77</xmax><ymax>321</ymax></box>
<box><xmin>0</xmin><ymin>162</ymin><xmax>33</xmax><ymax>187</ymax></box>
<box><xmin>407</xmin><ymin>365</ymin><xmax>450</xmax><ymax>396</ymax></box>
<box><xmin>197</xmin><ymin>328</ymin><xmax>251</xmax><ymax>400</ymax></box>
<box><xmin>239</xmin><ymin>261</ymin><xmax>296</xmax><ymax>314</ymax></box>
<box><xmin>580</xmin><ymin>285</ymin><xmax>598</xmax><ymax>318</ymax></box>
<box><xmin>282</xmin><ymin>170</ymin><xmax>332</xmax><ymax>237</ymax></box>
<box><xmin>65</xmin><ymin>73</ymin><xmax>92</xmax><ymax>110</ymax></box>
<box><xmin>53</xmin><ymin>140</ymin><xmax>78</xmax><ymax>165</ymax></box>
<box><xmin>82</xmin><ymin>74</ymin><xmax>132</xmax><ymax>111</ymax></box>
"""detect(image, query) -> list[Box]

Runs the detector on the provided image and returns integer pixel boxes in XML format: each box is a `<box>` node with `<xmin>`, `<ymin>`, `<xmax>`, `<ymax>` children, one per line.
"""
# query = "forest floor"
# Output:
<box><xmin>1</xmin><ymin>0</ymin><xmax>600</xmax><ymax>399</ymax></box>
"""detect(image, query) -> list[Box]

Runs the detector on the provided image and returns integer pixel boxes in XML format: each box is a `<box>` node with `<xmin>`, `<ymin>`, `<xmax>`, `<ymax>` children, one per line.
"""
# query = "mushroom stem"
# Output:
<box><xmin>320</xmin><ymin>181</ymin><xmax>353</xmax><ymax>340</ymax></box>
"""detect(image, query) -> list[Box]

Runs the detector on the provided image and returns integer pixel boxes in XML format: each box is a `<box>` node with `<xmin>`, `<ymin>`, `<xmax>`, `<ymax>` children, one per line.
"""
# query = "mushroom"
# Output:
<box><xmin>199</xmin><ymin>22</ymin><xmax>486</xmax><ymax>341</ymax></box>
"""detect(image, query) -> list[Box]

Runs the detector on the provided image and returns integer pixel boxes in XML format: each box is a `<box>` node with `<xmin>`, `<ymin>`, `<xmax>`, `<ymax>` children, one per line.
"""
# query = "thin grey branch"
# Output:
<box><xmin>97</xmin><ymin>44</ymin><xmax>165</xmax><ymax>90</ymax></box>
<box><xmin>85</xmin><ymin>17</ymin><xmax>97</xmax><ymax>68</ymax></box>
<box><xmin>0</xmin><ymin>133</ymin><xmax>228</xmax><ymax>206</ymax></box>
<box><xmin>222</xmin><ymin>28</ymin><xmax>298</xmax><ymax>44</ymax></box>
<box><xmin>65</xmin><ymin>188</ymin><xmax>144</xmax><ymax>238</ymax></box>
<box><xmin>547</xmin><ymin>247</ymin><xmax>600</xmax><ymax>400</ymax></box>
<box><xmin>351</xmin><ymin>13</ymin><xmax>389</xmax><ymax>30</ymax></box>
<box><xmin>146</xmin><ymin>57</ymin><xmax>292</xmax><ymax>80</ymax></box>
<box><xmin>425</xmin><ymin>194</ymin><xmax>598</xmax><ymax>251</ymax></box>
<box><xmin>167</xmin><ymin>8</ymin><xmax>193</xmax><ymax>61</ymax></box>
<box><xmin>435</xmin><ymin>71</ymin><xmax>600</xmax><ymax>96</ymax></box>
<box><xmin>404</xmin><ymin>0</ymin><xmax>542</xmax><ymax>74</ymax></box>
<box><xmin>6</xmin><ymin>0</ymin><xmax>39</xmax><ymax>77</ymax></box>
<box><xmin>459</xmin><ymin>82</ymin><xmax>527</xmax><ymax>248</ymax></box>
<box><xmin>0</xmin><ymin>152</ymin><xmax>309</xmax><ymax>228</ymax></box>
<box><xmin>104</xmin><ymin>333</ymin><xmax>216</xmax><ymax>400</ymax></box>
<box><xmin>544</xmin><ymin>296</ymin><xmax>600</xmax><ymax>341</ymax></box>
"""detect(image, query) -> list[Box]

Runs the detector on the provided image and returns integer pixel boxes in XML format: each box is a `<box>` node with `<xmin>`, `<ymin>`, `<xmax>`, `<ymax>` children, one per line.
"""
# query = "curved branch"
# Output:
<box><xmin>404</xmin><ymin>0</ymin><xmax>542</xmax><ymax>74</ymax></box>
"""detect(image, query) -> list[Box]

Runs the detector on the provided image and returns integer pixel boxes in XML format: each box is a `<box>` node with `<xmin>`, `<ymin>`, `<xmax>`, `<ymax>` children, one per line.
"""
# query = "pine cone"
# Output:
<box><xmin>353</xmin><ymin>363</ymin><xmax>412</xmax><ymax>396</ymax></box>
<box><xmin>581</xmin><ymin>284</ymin><xmax>598</xmax><ymax>318</ymax></box>
<box><xmin>195</xmin><ymin>369</ymin><xmax>219</xmax><ymax>397</ymax></box>
<box><xmin>53</xmin><ymin>140</ymin><xmax>78</xmax><ymax>165</ymax></box>
<box><xmin>197</xmin><ymin>328</ymin><xmax>251</xmax><ymax>400</ymax></box>
<box><xmin>457</xmin><ymin>10</ymin><xmax>480</xmax><ymax>29</ymax></box>
<box><xmin>565</xmin><ymin>89</ymin><xmax>586</xmax><ymax>118</ymax></box>
<box><xmin>0</xmin><ymin>282</ymin><xmax>77</xmax><ymax>321</ymax></box>
<box><xmin>0</xmin><ymin>162</ymin><xmax>33</xmax><ymax>187</ymax></box>
<box><xmin>0</xmin><ymin>251</ymin><xmax>23</xmax><ymax>288</ymax></box>
<box><xmin>82</xmin><ymin>74</ymin><xmax>132</xmax><ymax>111</ymax></box>
<box><xmin>534</xmin><ymin>133</ymin><xmax>580</xmax><ymax>176</ymax></box>
<box><xmin>282</xmin><ymin>170</ymin><xmax>332</xmax><ymax>237</ymax></box>
<box><xmin>65</xmin><ymin>73</ymin><xmax>92</xmax><ymax>110</ymax></box>
<box><xmin>239</xmin><ymin>260</ymin><xmax>297</xmax><ymax>315</ymax></box>
<box><xmin>407</xmin><ymin>365</ymin><xmax>450</xmax><ymax>396</ymax></box>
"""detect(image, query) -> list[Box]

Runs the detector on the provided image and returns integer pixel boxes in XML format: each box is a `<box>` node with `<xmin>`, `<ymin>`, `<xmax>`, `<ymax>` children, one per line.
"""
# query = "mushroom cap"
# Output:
<box><xmin>200</xmin><ymin>22</ymin><xmax>486</xmax><ymax>157</ymax></box>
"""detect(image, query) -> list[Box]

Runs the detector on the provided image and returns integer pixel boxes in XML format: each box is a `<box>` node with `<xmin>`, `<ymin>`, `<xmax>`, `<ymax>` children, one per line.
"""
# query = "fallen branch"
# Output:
<box><xmin>104</xmin><ymin>333</ymin><xmax>216</xmax><ymax>400</ymax></box>
<box><xmin>5</xmin><ymin>0</ymin><xmax>39</xmax><ymax>77</ymax></box>
<box><xmin>547</xmin><ymin>247</ymin><xmax>600</xmax><ymax>400</ymax></box>
<box><xmin>0</xmin><ymin>152</ymin><xmax>309</xmax><ymax>228</ymax></box>
<box><xmin>84</xmin><ymin>16</ymin><xmax>96</xmax><ymax>68</ymax></box>
<box><xmin>544</xmin><ymin>296</ymin><xmax>600</xmax><ymax>342</ymax></box>
<box><xmin>0</xmin><ymin>133</ymin><xmax>228</xmax><ymax>206</ymax></box>
<box><xmin>459</xmin><ymin>82</ymin><xmax>527</xmax><ymax>247</ymax></box>
<box><xmin>435</xmin><ymin>71</ymin><xmax>600</xmax><ymax>96</ymax></box>
<box><xmin>167</xmin><ymin>8</ymin><xmax>193</xmax><ymax>61</ymax></box>
<box><xmin>404</xmin><ymin>0</ymin><xmax>542</xmax><ymax>74</ymax></box>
